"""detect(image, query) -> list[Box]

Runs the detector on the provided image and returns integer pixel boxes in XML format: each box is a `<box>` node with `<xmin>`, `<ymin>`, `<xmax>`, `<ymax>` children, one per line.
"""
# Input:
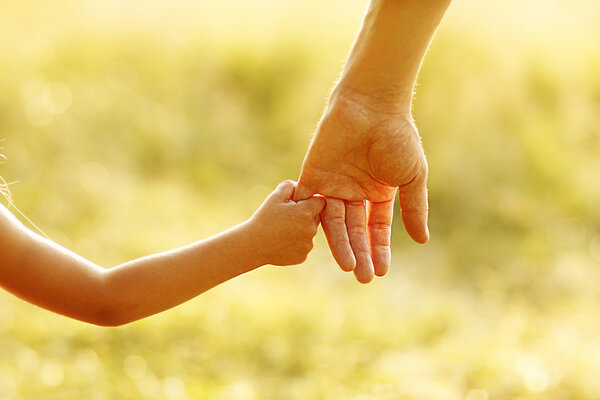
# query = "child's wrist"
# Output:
<box><xmin>238</xmin><ymin>218</ymin><xmax>270</xmax><ymax>269</ymax></box>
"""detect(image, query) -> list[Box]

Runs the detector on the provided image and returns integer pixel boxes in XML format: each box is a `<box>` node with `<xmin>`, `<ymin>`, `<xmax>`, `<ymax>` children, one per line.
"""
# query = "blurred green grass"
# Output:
<box><xmin>1</xmin><ymin>0</ymin><xmax>600</xmax><ymax>399</ymax></box>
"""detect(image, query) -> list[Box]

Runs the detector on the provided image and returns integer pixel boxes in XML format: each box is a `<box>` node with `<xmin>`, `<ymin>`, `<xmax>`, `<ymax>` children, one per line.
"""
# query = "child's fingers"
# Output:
<box><xmin>268</xmin><ymin>180</ymin><xmax>297</xmax><ymax>202</ymax></box>
<box><xmin>298</xmin><ymin>196</ymin><xmax>326</xmax><ymax>218</ymax></box>
<box><xmin>291</xmin><ymin>181</ymin><xmax>314</xmax><ymax>202</ymax></box>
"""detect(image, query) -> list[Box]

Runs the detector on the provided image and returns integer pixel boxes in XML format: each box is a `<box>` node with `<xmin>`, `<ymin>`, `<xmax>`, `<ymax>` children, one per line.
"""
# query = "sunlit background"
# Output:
<box><xmin>1</xmin><ymin>0</ymin><xmax>600</xmax><ymax>398</ymax></box>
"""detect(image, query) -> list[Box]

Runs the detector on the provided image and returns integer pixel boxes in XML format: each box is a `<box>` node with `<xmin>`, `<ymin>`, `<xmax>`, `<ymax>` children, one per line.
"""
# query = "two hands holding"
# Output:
<box><xmin>261</xmin><ymin>90</ymin><xmax>429</xmax><ymax>284</ymax></box>
<box><xmin>257</xmin><ymin>0</ymin><xmax>450</xmax><ymax>282</ymax></box>
<box><xmin>0</xmin><ymin>0</ymin><xmax>447</xmax><ymax>325</ymax></box>
<box><xmin>0</xmin><ymin>89</ymin><xmax>429</xmax><ymax>326</ymax></box>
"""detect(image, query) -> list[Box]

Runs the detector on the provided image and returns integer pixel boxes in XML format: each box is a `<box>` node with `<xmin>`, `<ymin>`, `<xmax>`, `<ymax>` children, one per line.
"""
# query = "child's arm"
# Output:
<box><xmin>0</xmin><ymin>181</ymin><xmax>324</xmax><ymax>326</ymax></box>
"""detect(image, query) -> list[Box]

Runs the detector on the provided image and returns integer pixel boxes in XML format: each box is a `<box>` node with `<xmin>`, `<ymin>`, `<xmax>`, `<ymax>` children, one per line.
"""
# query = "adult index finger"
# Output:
<box><xmin>321</xmin><ymin>197</ymin><xmax>355</xmax><ymax>272</ymax></box>
<box><xmin>346</xmin><ymin>200</ymin><xmax>375</xmax><ymax>284</ymax></box>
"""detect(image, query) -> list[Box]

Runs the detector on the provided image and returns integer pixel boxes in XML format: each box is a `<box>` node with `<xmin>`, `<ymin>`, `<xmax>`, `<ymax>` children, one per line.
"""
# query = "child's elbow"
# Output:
<box><xmin>89</xmin><ymin>309</ymin><xmax>131</xmax><ymax>327</ymax></box>
<box><xmin>93</xmin><ymin>318</ymin><xmax>129</xmax><ymax>327</ymax></box>
<box><xmin>88</xmin><ymin>302</ymin><xmax>133</xmax><ymax>327</ymax></box>
<box><xmin>87</xmin><ymin>279</ymin><xmax>136</xmax><ymax>327</ymax></box>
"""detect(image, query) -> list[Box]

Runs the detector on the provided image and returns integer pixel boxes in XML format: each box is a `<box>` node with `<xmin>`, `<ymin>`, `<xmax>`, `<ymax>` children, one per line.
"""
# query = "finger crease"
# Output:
<box><xmin>348</xmin><ymin>227</ymin><xmax>367</xmax><ymax>235</ymax></box>
<box><xmin>367</xmin><ymin>223</ymin><xmax>391</xmax><ymax>231</ymax></box>
<box><xmin>323</xmin><ymin>216</ymin><xmax>345</xmax><ymax>224</ymax></box>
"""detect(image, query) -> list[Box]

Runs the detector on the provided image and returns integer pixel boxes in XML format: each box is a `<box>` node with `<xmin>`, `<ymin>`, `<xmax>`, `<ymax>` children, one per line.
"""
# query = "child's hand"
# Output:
<box><xmin>248</xmin><ymin>180</ymin><xmax>325</xmax><ymax>266</ymax></box>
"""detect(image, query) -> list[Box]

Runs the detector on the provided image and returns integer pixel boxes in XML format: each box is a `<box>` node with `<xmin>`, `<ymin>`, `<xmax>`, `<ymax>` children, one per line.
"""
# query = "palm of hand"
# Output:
<box><xmin>294</xmin><ymin>97</ymin><xmax>429</xmax><ymax>283</ymax></box>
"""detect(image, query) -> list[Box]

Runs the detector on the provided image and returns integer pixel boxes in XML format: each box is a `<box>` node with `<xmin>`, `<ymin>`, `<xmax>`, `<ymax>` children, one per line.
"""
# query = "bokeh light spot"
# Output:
<box><xmin>41</xmin><ymin>362</ymin><xmax>64</xmax><ymax>387</ymax></box>
<box><xmin>76</xmin><ymin>348</ymin><xmax>100</xmax><ymax>373</ymax></box>
<box><xmin>123</xmin><ymin>355</ymin><xmax>148</xmax><ymax>380</ymax></box>
<box><xmin>163</xmin><ymin>376</ymin><xmax>186</xmax><ymax>400</ymax></box>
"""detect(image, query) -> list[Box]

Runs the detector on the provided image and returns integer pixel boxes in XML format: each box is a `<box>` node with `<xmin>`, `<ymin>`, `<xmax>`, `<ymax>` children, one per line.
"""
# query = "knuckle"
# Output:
<box><xmin>367</xmin><ymin>222</ymin><xmax>391</xmax><ymax>232</ymax></box>
<box><xmin>322</xmin><ymin>215</ymin><xmax>345</xmax><ymax>225</ymax></box>
<box><xmin>420</xmin><ymin>158</ymin><xmax>429</xmax><ymax>175</ymax></box>
<box><xmin>302</xmin><ymin>208</ymin><xmax>313</xmax><ymax>218</ymax></box>
<box><xmin>292</xmin><ymin>251</ymin><xmax>308</xmax><ymax>264</ymax></box>
<box><xmin>334</xmin><ymin>238</ymin><xmax>350</xmax><ymax>248</ymax></box>
<box><xmin>296</xmin><ymin>241</ymin><xmax>312</xmax><ymax>255</ymax></box>
<box><xmin>305</xmin><ymin>240</ymin><xmax>314</xmax><ymax>251</ymax></box>
<box><xmin>348</xmin><ymin>226</ymin><xmax>367</xmax><ymax>236</ymax></box>
<box><xmin>413</xmin><ymin>162</ymin><xmax>428</xmax><ymax>183</ymax></box>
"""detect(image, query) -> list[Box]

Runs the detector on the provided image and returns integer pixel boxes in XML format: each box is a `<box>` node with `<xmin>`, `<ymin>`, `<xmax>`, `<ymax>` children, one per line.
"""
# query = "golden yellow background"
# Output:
<box><xmin>1</xmin><ymin>0</ymin><xmax>599</xmax><ymax>398</ymax></box>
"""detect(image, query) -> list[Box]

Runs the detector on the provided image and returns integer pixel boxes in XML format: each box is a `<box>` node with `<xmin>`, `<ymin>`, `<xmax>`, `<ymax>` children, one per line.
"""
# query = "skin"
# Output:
<box><xmin>294</xmin><ymin>0</ymin><xmax>453</xmax><ymax>283</ymax></box>
<box><xmin>0</xmin><ymin>0</ymin><xmax>453</xmax><ymax>323</ymax></box>
<box><xmin>0</xmin><ymin>180</ymin><xmax>324</xmax><ymax>326</ymax></box>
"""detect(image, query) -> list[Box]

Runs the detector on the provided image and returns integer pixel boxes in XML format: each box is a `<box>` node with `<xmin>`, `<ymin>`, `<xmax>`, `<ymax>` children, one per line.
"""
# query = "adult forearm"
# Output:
<box><xmin>334</xmin><ymin>0</ymin><xmax>452</xmax><ymax>112</ymax></box>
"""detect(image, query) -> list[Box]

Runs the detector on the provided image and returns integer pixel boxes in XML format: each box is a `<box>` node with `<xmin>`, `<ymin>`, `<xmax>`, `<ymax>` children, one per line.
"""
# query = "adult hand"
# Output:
<box><xmin>293</xmin><ymin>90</ymin><xmax>429</xmax><ymax>283</ymax></box>
<box><xmin>291</xmin><ymin>0</ymin><xmax>451</xmax><ymax>283</ymax></box>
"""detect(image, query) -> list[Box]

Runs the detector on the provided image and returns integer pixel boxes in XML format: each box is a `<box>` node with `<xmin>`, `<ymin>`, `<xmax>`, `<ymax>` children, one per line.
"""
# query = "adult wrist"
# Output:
<box><xmin>329</xmin><ymin>83</ymin><xmax>413</xmax><ymax>119</ymax></box>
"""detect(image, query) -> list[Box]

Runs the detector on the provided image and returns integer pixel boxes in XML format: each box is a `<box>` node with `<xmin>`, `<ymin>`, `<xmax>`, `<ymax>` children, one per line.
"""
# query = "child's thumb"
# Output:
<box><xmin>268</xmin><ymin>180</ymin><xmax>297</xmax><ymax>202</ymax></box>
<box><xmin>291</xmin><ymin>181</ymin><xmax>314</xmax><ymax>202</ymax></box>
